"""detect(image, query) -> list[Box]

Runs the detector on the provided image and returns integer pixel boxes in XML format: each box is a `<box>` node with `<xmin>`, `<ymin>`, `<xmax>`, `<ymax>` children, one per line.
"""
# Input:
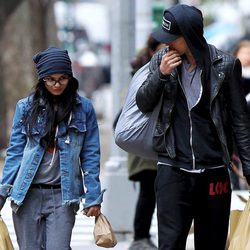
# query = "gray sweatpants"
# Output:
<box><xmin>12</xmin><ymin>187</ymin><xmax>78</xmax><ymax>250</ymax></box>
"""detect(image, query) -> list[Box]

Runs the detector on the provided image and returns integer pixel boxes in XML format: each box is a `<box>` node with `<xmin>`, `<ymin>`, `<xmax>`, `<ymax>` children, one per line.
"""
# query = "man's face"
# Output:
<box><xmin>167</xmin><ymin>37</ymin><xmax>188</xmax><ymax>55</ymax></box>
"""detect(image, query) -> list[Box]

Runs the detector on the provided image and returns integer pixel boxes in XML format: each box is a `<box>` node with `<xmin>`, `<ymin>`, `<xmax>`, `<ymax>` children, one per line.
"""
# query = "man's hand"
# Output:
<box><xmin>160</xmin><ymin>49</ymin><xmax>182</xmax><ymax>76</ymax></box>
<box><xmin>83</xmin><ymin>205</ymin><xmax>101</xmax><ymax>217</ymax></box>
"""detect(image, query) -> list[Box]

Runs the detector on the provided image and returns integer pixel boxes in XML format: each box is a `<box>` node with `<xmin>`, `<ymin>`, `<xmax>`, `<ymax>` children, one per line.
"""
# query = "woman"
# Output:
<box><xmin>0</xmin><ymin>47</ymin><xmax>104</xmax><ymax>249</ymax></box>
<box><xmin>233</xmin><ymin>39</ymin><xmax>250</xmax><ymax>107</ymax></box>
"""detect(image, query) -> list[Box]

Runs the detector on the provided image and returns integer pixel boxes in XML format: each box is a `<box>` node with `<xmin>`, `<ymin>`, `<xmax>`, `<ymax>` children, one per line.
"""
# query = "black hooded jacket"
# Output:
<box><xmin>136</xmin><ymin>5</ymin><xmax>250</xmax><ymax>176</ymax></box>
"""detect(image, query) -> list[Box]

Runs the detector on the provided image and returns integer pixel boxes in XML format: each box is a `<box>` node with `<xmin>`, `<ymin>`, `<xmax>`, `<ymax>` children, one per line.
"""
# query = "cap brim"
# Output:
<box><xmin>152</xmin><ymin>28</ymin><xmax>179</xmax><ymax>43</ymax></box>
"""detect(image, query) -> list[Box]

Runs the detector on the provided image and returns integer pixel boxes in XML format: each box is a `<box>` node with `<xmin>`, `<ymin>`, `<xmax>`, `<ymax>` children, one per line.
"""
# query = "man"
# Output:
<box><xmin>136</xmin><ymin>4</ymin><xmax>250</xmax><ymax>250</ymax></box>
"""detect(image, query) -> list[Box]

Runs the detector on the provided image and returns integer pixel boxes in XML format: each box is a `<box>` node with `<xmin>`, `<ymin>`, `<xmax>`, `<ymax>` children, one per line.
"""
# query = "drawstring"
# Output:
<box><xmin>65</xmin><ymin>112</ymin><xmax>72</xmax><ymax>144</ymax></box>
<box><xmin>49</xmin><ymin>126</ymin><xmax>58</xmax><ymax>167</ymax></box>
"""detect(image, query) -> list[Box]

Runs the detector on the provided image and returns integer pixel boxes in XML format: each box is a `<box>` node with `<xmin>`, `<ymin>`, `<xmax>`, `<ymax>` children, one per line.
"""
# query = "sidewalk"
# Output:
<box><xmin>1</xmin><ymin>197</ymin><xmax>194</xmax><ymax>250</ymax></box>
<box><xmin>1</xmin><ymin>199</ymin><xmax>156</xmax><ymax>250</ymax></box>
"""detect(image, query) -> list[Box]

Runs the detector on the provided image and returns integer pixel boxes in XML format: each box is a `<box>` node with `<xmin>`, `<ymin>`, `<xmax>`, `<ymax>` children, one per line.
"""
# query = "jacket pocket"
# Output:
<box><xmin>153</xmin><ymin>122</ymin><xmax>167</xmax><ymax>153</ymax></box>
<box><xmin>21</xmin><ymin>127</ymin><xmax>40</xmax><ymax>135</ymax></box>
<box><xmin>68</xmin><ymin>122</ymin><xmax>87</xmax><ymax>146</ymax></box>
<box><xmin>153</xmin><ymin>123</ymin><xmax>176</xmax><ymax>158</ymax></box>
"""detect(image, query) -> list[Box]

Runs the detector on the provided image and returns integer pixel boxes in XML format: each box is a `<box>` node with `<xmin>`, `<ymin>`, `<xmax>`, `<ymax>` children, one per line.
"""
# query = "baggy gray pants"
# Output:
<box><xmin>12</xmin><ymin>187</ymin><xmax>78</xmax><ymax>250</ymax></box>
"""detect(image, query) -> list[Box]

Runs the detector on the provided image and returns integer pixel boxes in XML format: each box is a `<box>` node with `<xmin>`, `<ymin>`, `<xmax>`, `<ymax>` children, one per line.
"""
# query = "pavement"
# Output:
<box><xmin>2</xmin><ymin>190</ymin><xmax>249</xmax><ymax>250</ymax></box>
<box><xmin>1</xmin><ymin>199</ymin><xmax>147</xmax><ymax>250</ymax></box>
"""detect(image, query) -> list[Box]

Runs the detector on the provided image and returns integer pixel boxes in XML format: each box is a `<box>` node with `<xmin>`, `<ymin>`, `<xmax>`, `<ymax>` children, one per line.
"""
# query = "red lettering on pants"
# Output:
<box><xmin>209</xmin><ymin>181</ymin><xmax>229</xmax><ymax>196</ymax></box>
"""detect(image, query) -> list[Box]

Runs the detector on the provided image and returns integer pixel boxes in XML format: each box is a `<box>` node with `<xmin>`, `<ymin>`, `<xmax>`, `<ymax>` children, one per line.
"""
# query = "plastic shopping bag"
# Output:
<box><xmin>0</xmin><ymin>216</ymin><xmax>14</xmax><ymax>250</ymax></box>
<box><xmin>93</xmin><ymin>213</ymin><xmax>117</xmax><ymax>248</ymax></box>
<box><xmin>228</xmin><ymin>197</ymin><xmax>250</xmax><ymax>250</ymax></box>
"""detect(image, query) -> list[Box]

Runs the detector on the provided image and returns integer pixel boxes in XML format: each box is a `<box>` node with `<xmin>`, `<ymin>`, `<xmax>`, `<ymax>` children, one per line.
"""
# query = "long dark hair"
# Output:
<box><xmin>130</xmin><ymin>34</ymin><xmax>164</xmax><ymax>76</ymax></box>
<box><xmin>24</xmin><ymin>76</ymin><xmax>79</xmax><ymax>148</ymax></box>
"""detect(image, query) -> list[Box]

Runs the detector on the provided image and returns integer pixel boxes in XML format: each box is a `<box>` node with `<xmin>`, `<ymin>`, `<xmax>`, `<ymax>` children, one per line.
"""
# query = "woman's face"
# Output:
<box><xmin>43</xmin><ymin>73</ymin><xmax>70</xmax><ymax>96</ymax></box>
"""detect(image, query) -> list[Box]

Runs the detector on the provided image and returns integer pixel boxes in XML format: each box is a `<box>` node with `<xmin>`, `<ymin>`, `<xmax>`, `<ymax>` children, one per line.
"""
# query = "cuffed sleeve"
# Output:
<box><xmin>83</xmin><ymin>189</ymin><xmax>106</xmax><ymax>209</ymax></box>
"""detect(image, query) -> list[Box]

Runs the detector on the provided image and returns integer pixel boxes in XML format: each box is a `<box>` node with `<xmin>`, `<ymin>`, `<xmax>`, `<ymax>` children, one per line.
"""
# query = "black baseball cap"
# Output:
<box><xmin>152</xmin><ymin>11</ymin><xmax>181</xmax><ymax>43</ymax></box>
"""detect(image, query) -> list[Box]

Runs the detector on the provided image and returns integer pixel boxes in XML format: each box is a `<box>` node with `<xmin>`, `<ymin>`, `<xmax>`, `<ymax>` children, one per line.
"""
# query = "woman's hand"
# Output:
<box><xmin>83</xmin><ymin>205</ymin><xmax>101</xmax><ymax>217</ymax></box>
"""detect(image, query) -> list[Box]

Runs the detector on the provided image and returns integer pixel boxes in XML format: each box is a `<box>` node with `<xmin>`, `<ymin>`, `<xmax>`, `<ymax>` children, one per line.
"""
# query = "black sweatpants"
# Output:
<box><xmin>155</xmin><ymin>165</ymin><xmax>231</xmax><ymax>250</ymax></box>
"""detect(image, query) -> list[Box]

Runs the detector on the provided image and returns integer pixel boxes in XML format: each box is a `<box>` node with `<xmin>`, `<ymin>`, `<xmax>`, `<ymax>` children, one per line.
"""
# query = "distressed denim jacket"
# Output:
<box><xmin>0</xmin><ymin>94</ymin><xmax>104</xmax><ymax>210</ymax></box>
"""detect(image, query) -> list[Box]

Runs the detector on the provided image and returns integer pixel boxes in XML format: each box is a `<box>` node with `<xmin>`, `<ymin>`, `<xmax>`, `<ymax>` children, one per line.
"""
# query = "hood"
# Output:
<box><xmin>168</xmin><ymin>4</ymin><xmax>210</xmax><ymax>68</ymax></box>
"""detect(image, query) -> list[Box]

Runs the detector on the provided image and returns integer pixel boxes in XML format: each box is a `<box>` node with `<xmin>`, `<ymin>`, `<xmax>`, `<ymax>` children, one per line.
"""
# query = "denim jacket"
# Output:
<box><xmin>0</xmin><ymin>94</ymin><xmax>104</xmax><ymax>209</ymax></box>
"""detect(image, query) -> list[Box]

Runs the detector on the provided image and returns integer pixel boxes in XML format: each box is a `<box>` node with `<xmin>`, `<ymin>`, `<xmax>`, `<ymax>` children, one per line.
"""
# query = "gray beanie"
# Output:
<box><xmin>33</xmin><ymin>46</ymin><xmax>73</xmax><ymax>80</ymax></box>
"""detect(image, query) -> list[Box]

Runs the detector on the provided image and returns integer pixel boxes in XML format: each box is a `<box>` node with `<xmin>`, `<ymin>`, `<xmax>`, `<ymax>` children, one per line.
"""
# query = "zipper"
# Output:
<box><xmin>190</xmin><ymin>70</ymin><xmax>203</xmax><ymax>170</ymax></box>
<box><xmin>178</xmin><ymin>69</ymin><xmax>203</xmax><ymax>170</ymax></box>
<box><xmin>164</xmin><ymin>105</ymin><xmax>174</xmax><ymax>157</ymax></box>
<box><xmin>188</xmin><ymin>111</ymin><xmax>196</xmax><ymax>169</ymax></box>
<box><xmin>177</xmin><ymin>72</ymin><xmax>196</xmax><ymax>168</ymax></box>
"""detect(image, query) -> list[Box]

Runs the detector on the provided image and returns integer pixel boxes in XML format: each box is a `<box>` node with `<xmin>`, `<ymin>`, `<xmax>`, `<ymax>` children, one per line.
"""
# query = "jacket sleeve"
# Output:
<box><xmin>228</xmin><ymin>59</ymin><xmax>250</xmax><ymax>176</ymax></box>
<box><xmin>80</xmin><ymin>100</ymin><xmax>104</xmax><ymax>208</ymax></box>
<box><xmin>136</xmin><ymin>49</ymin><xmax>169</xmax><ymax>113</ymax></box>
<box><xmin>0</xmin><ymin>101</ymin><xmax>27</xmax><ymax>199</ymax></box>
